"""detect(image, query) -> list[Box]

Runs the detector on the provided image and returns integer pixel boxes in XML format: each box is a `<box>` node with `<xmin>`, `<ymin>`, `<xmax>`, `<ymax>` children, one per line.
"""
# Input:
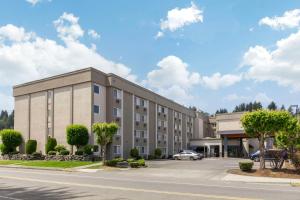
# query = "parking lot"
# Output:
<box><xmin>0</xmin><ymin>158</ymin><xmax>299</xmax><ymax>200</ymax></box>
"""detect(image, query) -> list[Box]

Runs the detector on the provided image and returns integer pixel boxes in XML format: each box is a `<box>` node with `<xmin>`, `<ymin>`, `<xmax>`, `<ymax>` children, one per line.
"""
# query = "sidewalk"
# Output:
<box><xmin>223</xmin><ymin>173</ymin><xmax>300</xmax><ymax>184</ymax></box>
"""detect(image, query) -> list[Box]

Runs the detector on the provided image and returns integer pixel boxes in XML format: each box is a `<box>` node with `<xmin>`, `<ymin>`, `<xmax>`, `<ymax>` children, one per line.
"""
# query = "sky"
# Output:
<box><xmin>1</xmin><ymin>0</ymin><xmax>300</xmax><ymax>114</ymax></box>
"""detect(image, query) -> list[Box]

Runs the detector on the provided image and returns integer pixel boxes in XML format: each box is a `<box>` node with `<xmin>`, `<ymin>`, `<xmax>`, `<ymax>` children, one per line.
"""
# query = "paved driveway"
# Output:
<box><xmin>0</xmin><ymin>158</ymin><xmax>298</xmax><ymax>200</ymax></box>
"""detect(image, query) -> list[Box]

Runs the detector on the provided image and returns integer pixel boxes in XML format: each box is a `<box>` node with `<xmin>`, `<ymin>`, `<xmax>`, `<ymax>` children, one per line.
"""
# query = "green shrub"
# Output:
<box><xmin>93</xmin><ymin>145</ymin><xmax>99</xmax><ymax>152</ymax></box>
<box><xmin>105</xmin><ymin>158</ymin><xmax>124</xmax><ymax>167</ymax></box>
<box><xmin>75</xmin><ymin>150</ymin><xmax>84</xmax><ymax>155</ymax></box>
<box><xmin>55</xmin><ymin>145</ymin><xmax>66</xmax><ymax>153</ymax></box>
<box><xmin>127</xmin><ymin>158</ymin><xmax>135</xmax><ymax>163</ymax></box>
<box><xmin>137</xmin><ymin>159</ymin><xmax>145</xmax><ymax>166</ymax></box>
<box><xmin>147</xmin><ymin>155</ymin><xmax>155</xmax><ymax>160</ymax></box>
<box><xmin>130</xmin><ymin>162</ymin><xmax>139</xmax><ymax>168</ymax></box>
<box><xmin>59</xmin><ymin>149</ymin><xmax>70</xmax><ymax>155</ymax></box>
<box><xmin>239</xmin><ymin>161</ymin><xmax>254</xmax><ymax>172</ymax></box>
<box><xmin>154</xmin><ymin>148</ymin><xmax>162</xmax><ymax>159</ymax></box>
<box><xmin>82</xmin><ymin>145</ymin><xmax>93</xmax><ymax>155</ymax></box>
<box><xmin>130</xmin><ymin>148</ymin><xmax>139</xmax><ymax>159</ymax></box>
<box><xmin>26</xmin><ymin>140</ymin><xmax>37</xmax><ymax>155</ymax></box>
<box><xmin>0</xmin><ymin>144</ymin><xmax>9</xmax><ymax>155</ymax></box>
<box><xmin>45</xmin><ymin>137</ymin><xmax>57</xmax><ymax>154</ymax></box>
<box><xmin>0</xmin><ymin>129</ymin><xmax>23</xmax><ymax>153</ymax></box>
<box><xmin>66</xmin><ymin>124</ymin><xmax>89</xmax><ymax>154</ymax></box>
<box><xmin>48</xmin><ymin>151</ymin><xmax>57</xmax><ymax>155</ymax></box>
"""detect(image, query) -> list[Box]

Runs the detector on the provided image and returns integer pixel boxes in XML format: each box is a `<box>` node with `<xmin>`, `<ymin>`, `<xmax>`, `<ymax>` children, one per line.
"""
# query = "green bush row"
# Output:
<box><xmin>239</xmin><ymin>161</ymin><xmax>254</xmax><ymax>172</ymax></box>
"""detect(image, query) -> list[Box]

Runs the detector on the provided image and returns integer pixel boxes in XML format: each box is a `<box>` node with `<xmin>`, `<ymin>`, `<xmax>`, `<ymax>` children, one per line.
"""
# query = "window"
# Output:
<box><xmin>94</xmin><ymin>105</ymin><xmax>100</xmax><ymax>114</ymax></box>
<box><xmin>141</xmin><ymin>115</ymin><xmax>147</xmax><ymax>122</ymax></box>
<box><xmin>94</xmin><ymin>85</ymin><xmax>100</xmax><ymax>94</ymax></box>
<box><xmin>135</xmin><ymin>130</ymin><xmax>141</xmax><ymax>138</ymax></box>
<box><xmin>116</xmin><ymin>128</ymin><xmax>121</xmax><ymax>135</ymax></box>
<box><xmin>157</xmin><ymin>133</ymin><xmax>162</xmax><ymax>141</ymax></box>
<box><xmin>163</xmin><ymin>134</ymin><xmax>167</xmax><ymax>141</ymax></box>
<box><xmin>158</xmin><ymin>105</ymin><xmax>162</xmax><ymax>113</ymax></box>
<box><xmin>135</xmin><ymin>113</ymin><xmax>140</xmax><ymax>122</ymax></box>
<box><xmin>136</xmin><ymin>146</ymin><xmax>146</xmax><ymax>154</ymax></box>
<box><xmin>135</xmin><ymin>97</ymin><xmax>141</xmax><ymax>105</ymax></box>
<box><xmin>161</xmin><ymin>107</ymin><xmax>165</xmax><ymax>114</ymax></box>
<box><xmin>112</xmin><ymin>107</ymin><xmax>121</xmax><ymax>117</ymax></box>
<box><xmin>179</xmin><ymin>124</ymin><xmax>182</xmax><ymax>131</ymax></box>
<box><xmin>158</xmin><ymin>120</ymin><xmax>162</xmax><ymax>127</ymax></box>
<box><xmin>141</xmin><ymin>131</ymin><xmax>147</xmax><ymax>138</ymax></box>
<box><xmin>113</xmin><ymin>89</ymin><xmax>121</xmax><ymax>99</ymax></box>
<box><xmin>113</xmin><ymin>145</ymin><xmax>121</xmax><ymax>154</ymax></box>
<box><xmin>160</xmin><ymin>148</ymin><xmax>167</xmax><ymax>155</ymax></box>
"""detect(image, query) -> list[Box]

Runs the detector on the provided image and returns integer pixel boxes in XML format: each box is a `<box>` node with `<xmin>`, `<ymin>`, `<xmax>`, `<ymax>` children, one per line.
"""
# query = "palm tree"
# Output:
<box><xmin>92</xmin><ymin>122</ymin><xmax>118</xmax><ymax>164</ymax></box>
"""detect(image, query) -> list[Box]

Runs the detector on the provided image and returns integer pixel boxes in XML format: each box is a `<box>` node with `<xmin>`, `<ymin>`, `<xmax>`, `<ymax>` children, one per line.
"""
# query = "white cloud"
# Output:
<box><xmin>145</xmin><ymin>55</ymin><xmax>200</xmax><ymax>104</ymax></box>
<box><xmin>53</xmin><ymin>12</ymin><xmax>84</xmax><ymax>42</ymax></box>
<box><xmin>156</xmin><ymin>2</ymin><xmax>203</xmax><ymax>37</ymax></box>
<box><xmin>26</xmin><ymin>0</ymin><xmax>41</xmax><ymax>6</ymax></box>
<box><xmin>253</xmin><ymin>93</ymin><xmax>272</xmax><ymax>104</ymax></box>
<box><xmin>259</xmin><ymin>9</ymin><xmax>300</xmax><ymax>30</ymax></box>
<box><xmin>242</xmin><ymin>29</ymin><xmax>300</xmax><ymax>91</ymax></box>
<box><xmin>201</xmin><ymin>73</ymin><xmax>242</xmax><ymax>90</ymax></box>
<box><xmin>0</xmin><ymin>24</ymin><xmax>35</xmax><ymax>42</ymax></box>
<box><xmin>88</xmin><ymin>29</ymin><xmax>100</xmax><ymax>39</ymax></box>
<box><xmin>154</xmin><ymin>31</ymin><xmax>164</xmax><ymax>39</ymax></box>
<box><xmin>0</xmin><ymin>92</ymin><xmax>13</xmax><ymax>111</ymax></box>
<box><xmin>224</xmin><ymin>94</ymin><xmax>248</xmax><ymax>102</ymax></box>
<box><xmin>0</xmin><ymin>13</ymin><xmax>136</xmax><ymax>87</ymax></box>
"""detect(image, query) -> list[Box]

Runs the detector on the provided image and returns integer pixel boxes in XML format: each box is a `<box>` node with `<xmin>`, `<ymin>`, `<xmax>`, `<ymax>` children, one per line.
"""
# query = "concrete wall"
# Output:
<box><xmin>218</xmin><ymin>120</ymin><xmax>243</xmax><ymax>131</ymax></box>
<box><xmin>148</xmin><ymin>101</ymin><xmax>156</xmax><ymax>156</ymax></box>
<box><xmin>30</xmin><ymin>92</ymin><xmax>47</xmax><ymax>154</ymax></box>
<box><xmin>73</xmin><ymin>83</ymin><xmax>92</xmax><ymax>143</ymax></box>
<box><xmin>53</xmin><ymin>86</ymin><xmax>72</xmax><ymax>149</ymax></box>
<box><xmin>168</xmin><ymin>109</ymin><xmax>173</xmax><ymax>156</ymax></box>
<box><xmin>122</xmin><ymin>91</ymin><xmax>133</xmax><ymax>158</ymax></box>
<box><xmin>14</xmin><ymin>95</ymin><xmax>30</xmax><ymax>152</ymax></box>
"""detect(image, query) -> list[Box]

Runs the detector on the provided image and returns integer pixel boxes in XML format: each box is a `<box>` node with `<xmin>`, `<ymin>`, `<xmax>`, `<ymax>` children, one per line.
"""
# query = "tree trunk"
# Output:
<box><xmin>70</xmin><ymin>145</ymin><xmax>73</xmax><ymax>155</ymax></box>
<box><xmin>259</xmin><ymin>134</ymin><xmax>265</xmax><ymax>170</ymax></box>
<box><xmin>101</xmin><ymin>145</ymin><xmax>106</xmax><ymax>165</ymax></box>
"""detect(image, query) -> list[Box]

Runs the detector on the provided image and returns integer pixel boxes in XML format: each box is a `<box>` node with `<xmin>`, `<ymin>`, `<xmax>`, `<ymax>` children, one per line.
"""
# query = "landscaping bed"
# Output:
<box><xmin>0</xmin><ymin>153</ymin><xmax>99</xmax><ymax>161</ymax></box>
<box><xmin>228</xmin><ymin>168</ymin><xmax>300</xmax><ymax>179</ymax></box>
<box><xmin>0</xmin><ymin>160</ymin><xmax>97</xmax><ymax>168</ymax></box>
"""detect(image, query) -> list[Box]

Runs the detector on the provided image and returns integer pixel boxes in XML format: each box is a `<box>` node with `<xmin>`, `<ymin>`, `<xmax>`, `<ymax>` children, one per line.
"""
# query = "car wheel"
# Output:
<box><xmin>174</xmin><ymin>156</ymin><xmax>179</xmax><ymax>160</ymax></box>
<box><xmin>190</xmin><ymin>157</ymin><xmax>194</xmax><ymax>160</ymax></box>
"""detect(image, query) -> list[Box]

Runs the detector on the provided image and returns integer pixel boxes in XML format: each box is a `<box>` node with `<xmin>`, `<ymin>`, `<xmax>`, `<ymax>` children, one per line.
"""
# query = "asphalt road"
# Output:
<box><xmin>0</xmin><ymin>158</ymin><xmax>299</xmax><ymax>200</ymax></box>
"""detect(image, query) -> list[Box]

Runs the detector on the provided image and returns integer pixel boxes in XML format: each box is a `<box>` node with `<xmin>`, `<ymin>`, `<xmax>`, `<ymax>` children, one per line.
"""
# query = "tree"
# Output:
<box><xmin>268</xmin><ymin>101</ymin><xmax>277</xmax><ymax>110</ymax></box>
<box><xmin>216</xmin><ymin>108</ymin><xmax>228</xmax><ymax>114</ymax></box>
<box><xmin>92</xmin><ymin>122</ymin><xmax>118</xmax><ymax>164</ymax></box>
<box><xmin>280</xmin><ymin>105</ymin><xmax>286</xmax><ymax>111</ymax></box>
<box><xmin>275</xmin><ymin>118</ymin><xmax>300</xmax><ymax>167</ymax></box>
<box><xmin>66</xmin><ymin>124</ymin><xmax>89</xmax><ymax>154</ymax></box>
<box><xmin>241</xmin><ymin>110</ymin><xmax>292</xmax><ymax>169</ymax></box>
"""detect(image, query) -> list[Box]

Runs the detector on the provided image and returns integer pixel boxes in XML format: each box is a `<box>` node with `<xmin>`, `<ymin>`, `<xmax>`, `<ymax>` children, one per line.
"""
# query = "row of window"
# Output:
<box><xmin>114</xmin><ymin>145</ymin><xmax>147</xmax><ymax>155</ymax></box>
<box><xmin>158</xmin><ymin>120</ymin><xmax>167</xmax><ymax>128</ymax></box>
<box><xmin>93</xmin><ymin>106</ymin><xmax>121</xmax><ymax>118</ymax></box>
<box><xmin>94</xmin><ymin>84</ymin><xmax>122</xmax><ymax>101</ymax></box>
<box><xmin>134</xmin><ymin>130</ymin><xmax>147</xmax><ymax>138</ymax></box>
<box><xmin>135</xmin><ymin>113</ymin><xmax>147</xmax><ymax>122</ymax></box>
<box><xmin>135</xmin><ymin>97</ymin><xmax>147</xmax><ymax>107</ymax></box>
<box><xmin>157</xmin><ymin>133</ymin><xmax>167</xmax><ymax>141</ymax></box>
<box><xmin>174</xmin><ymin>135</ymin><xmax>182</xmax><ymax>142</ymax></box>
<box><xmin>157</xmin><ymin>105</ymin><xmax>167</xmax><ymax>114</ymax></box>
<box><xmin>174</xmin><ymin>123</ymin><xmax>182</xmax><ymax>131</ymax></box>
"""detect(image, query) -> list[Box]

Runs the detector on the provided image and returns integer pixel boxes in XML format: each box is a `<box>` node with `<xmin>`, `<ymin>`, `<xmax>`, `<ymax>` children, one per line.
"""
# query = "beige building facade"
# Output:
<box><xmin>14</xmin><ymin>68</ymin><xmax>202</xmax><ymax>159</ymax></box>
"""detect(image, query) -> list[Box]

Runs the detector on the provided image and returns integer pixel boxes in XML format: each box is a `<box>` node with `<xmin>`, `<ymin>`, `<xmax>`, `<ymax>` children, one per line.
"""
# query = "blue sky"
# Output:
<box><xmin>1</xmin><ymin>0</ymin><xmax>300</xmax><ymax>114</ymax></box>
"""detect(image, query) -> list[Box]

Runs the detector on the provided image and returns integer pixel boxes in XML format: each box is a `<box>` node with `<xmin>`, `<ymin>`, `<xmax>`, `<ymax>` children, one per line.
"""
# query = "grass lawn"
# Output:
<box><xmin>0</xmin><ymin>160</ymin><xmax>98</xmax><ymax>168</ymax></box>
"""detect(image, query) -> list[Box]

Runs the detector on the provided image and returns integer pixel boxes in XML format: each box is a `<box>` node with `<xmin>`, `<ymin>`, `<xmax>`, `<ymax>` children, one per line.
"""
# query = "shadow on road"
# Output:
<box><xmin>0</xmin><ymin>184</ymin><xmax>93</xmax><ymax>200</ymax></box>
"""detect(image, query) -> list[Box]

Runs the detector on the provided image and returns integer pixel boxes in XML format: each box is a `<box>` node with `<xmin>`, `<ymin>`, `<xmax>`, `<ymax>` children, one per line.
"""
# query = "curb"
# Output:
<box><xmin>0</xmin><ymin>164</ymin><xmax>75</xmax><ymax>172</ymax></box>
<box><xmin>223</xmin><ymin>173</ymin><xmax>300</xmax><ymax>184</ymax></box>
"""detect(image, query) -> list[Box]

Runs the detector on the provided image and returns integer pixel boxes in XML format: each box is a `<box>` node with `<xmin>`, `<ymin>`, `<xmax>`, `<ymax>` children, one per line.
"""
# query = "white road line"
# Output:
<box><xmin>0</xmin><ymin>175</ymin><xmax>261</xmax><ymax>200</ymax></box>
<box><xmin>0</xmin><ymin>195</ymin><xmax>22</xmax><ymax>200</ymax></box>
<box><xmin>0</xmin><ymin>169</ymin><xmax>298</xmax><ymax>193</ymax></box>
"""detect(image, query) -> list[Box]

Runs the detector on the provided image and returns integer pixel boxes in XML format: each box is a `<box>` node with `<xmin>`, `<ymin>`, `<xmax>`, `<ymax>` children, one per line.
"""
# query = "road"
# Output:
<box><xmin>0</xmin><ymin>158</ymin><xmax>299</xmax><ymax>200</ymax></box>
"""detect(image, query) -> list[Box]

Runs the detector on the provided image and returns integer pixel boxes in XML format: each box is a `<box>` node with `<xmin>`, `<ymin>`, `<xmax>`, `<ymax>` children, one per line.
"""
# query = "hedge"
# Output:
<box><xmin>59</xmin><ymin>150</ymin><xmax>70</xmax><ymax>155</ymax></box>
<box><xmin>26</xmin><ymin>140</ymin><xmax>37</xmax><ymax>154</ymax></box>
<box><xmin>45</xmin><ymin>137</ymin><xmax>57</xmax><ymax>154</ymax></box>
<box><xmin>55</xmin><ymin>145</ymin><xmax>66</xmax><ymax>153</ymax></box>
<box><xmin>130</xmin><ymin>148</ymin><xmax>139</xmax><ymax>159</ymax></box>
<box><xmin>48</xmin><ymin>151</ymin><xmax>57</xmax><ymax>155</ymax></box>
<box><xmin>0</xmin><ymin>129</ymin><xmax>23</xmax><ymax>153</ymax></box>
<box><xmin>66</xmin><ymin>124</ymin><xmax>89</xmax><ymax>153</ymax></box>
<box><xmin>154</xmin><ymin>148</ymin><xmax>162</xmax><ymax>158</ymax></box>
<box><xmin>239</xmin><ymin>161</ymin><xmax>254</xmax><ymax>172</ymax></box>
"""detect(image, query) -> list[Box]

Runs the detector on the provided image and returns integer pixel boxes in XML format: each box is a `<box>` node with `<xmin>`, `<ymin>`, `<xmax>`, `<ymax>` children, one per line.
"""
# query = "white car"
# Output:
<box><xmin>173</xmin><ymin>150</ymin><xmax>201</xmax><ymax>160</ymax></box>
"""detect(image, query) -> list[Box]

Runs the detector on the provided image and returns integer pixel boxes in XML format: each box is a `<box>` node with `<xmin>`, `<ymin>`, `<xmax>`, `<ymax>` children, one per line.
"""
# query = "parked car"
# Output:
<box><xmin>249</xmin><ymin>150</ymin><xmax>260</xmax><ymax>162</ymax></box>
<box><xmin>173</xmin><ymin>150</ymin><xmax>203</xmax><ymax>160</ymax></box>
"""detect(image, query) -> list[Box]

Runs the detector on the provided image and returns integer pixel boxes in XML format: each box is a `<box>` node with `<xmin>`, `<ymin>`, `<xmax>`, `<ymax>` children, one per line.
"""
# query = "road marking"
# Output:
<box><xmin>0</xmin><ymin>195</ymin><xmax>22</xmax><ymax>200</ymax></box>
<box><xmin>0</xmin><ymin>169</ymin><xmax>298</xmax><ymax>194</ymax></box>
<box><xmin>0</xmin><ymin>175</ymin><xmax>261</xmax><ymax>200</ymax></box>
